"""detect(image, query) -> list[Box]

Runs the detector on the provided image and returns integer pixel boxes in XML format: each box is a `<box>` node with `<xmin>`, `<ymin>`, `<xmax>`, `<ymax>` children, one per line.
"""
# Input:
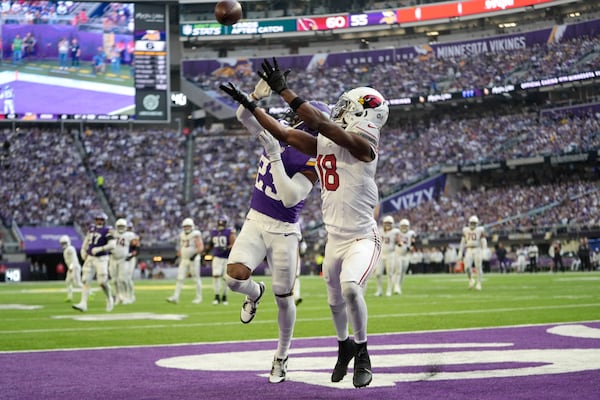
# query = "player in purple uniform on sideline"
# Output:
<box><xmin>209</xmin><ymin>214</ymin><xmax>236</xmax><ymax>305</ymax></box>
<box><xmin>223</xmin><ymin>77</ymin><xmax>330</xmax><ymax>384</ymax></box>
<box><xmin>72</xmin><ymin>211</ymin><xmax>116</xmax><ymax>312</ymax></box>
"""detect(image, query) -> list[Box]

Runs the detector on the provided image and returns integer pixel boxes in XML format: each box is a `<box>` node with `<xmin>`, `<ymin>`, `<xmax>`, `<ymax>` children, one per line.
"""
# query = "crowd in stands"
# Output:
<box><xmin>1</xmin><ymin>98</ymin><xmax>598</xmax><ymax>248</ymax></box>
<box><xmin>1</xmin><ymin>23</ymin><xmax>600</xmax><ymax>248</ymax></box>
<box><xmin>0</xmin><ymin>127</ymin><xmax>102</xmax><ymax>228</ymax></box>
<box><xmin>0</xmin><ymin>0</ymin><xmax>132</xmax><ymax>32</ymax></box>
<box><xmin>0</xmin><ymin>0</ymin><xmax>75</xmax><ymax>24</ymax></box>
<box><xmin>188</xmin><ymin>35</ymin><xmax>600</xmax><ymax>105</ymax></box>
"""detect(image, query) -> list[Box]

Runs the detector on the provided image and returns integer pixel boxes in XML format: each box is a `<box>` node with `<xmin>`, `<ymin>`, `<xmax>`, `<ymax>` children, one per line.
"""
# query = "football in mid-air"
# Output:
<box><xmin>214</xmin><ymin>0</ymin><xmax>243</xmax><ymax>26</ymax></box>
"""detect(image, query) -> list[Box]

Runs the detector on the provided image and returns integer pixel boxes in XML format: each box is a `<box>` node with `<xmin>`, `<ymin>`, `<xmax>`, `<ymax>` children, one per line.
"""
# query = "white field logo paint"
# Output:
<box><xmin>52</xmin><ymin>312</ymin><xmax>188</xmax><ymax>321</ymax></box>
<box><xmin>0</xmin><ymin>304</ymin><xmax>44</xmax><ymax>310</ymax></box>
<box><xmin>155</xmin><ymin>324</ymin><xmax>600</xmax><ymax>389</ymax></box>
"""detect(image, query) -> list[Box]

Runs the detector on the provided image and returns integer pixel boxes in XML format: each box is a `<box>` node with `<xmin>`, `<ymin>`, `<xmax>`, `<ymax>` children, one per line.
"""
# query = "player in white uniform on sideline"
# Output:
<box><xmin>108</xmin><ymin>218</ymin><xmax>137</xmax><ymax>305</ymax></box>
<box><xmin>514</xmin><ymin>244</ymin><xmax>527</xmax><ymax>273</ymax></box>
<box><xmin>395</xmin><ymin>218</ymin><xmax>417</xmax><ymax>295</ymax></box>
<box><xmin>374</xmin><ymin>215</ymin><xmax>399</xmax><ymax>297</ymax></box>
<box><xmin>73</xmin><ymin>211</ymin><xmax>116</xmax><ymax>312</ymax></box>
<box><xmin>458</xmin><ymin>215</ymin><xmax>487</xmax><ymax>291</ymax></box>
<box><xmin>123</xmin><ymin>221</ymin><xmax>140</xmax><ymax>303</ymax></box>
<box><xmin>220</xmin><ymin>57</ymin><xmax>389</xmax><ymax>388</ymax></box>
<box><xmin>60</xmin><ymin>235</ymin><xmax>82</xmax><ymax>302</ymax></box>
<box><xmin>1</xmin><ymin>85</ymin><xmax>15</xmax><ymax>114</ymax></box>
<box><xmin>166</xmin><ymin>218</ymin><xmax>204</xmax><ymax>304</ymax></box>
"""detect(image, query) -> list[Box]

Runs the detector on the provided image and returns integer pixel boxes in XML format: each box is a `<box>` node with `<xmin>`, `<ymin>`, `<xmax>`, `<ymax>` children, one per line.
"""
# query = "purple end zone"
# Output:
<box><xmin>1</xmin><ymin>322</ymin><xmax>600</xmax><ymax>400</ymax></box>
<box><xmin>8</xmin><ymin>81</ymin><xmax>133</xmax><ymax>115</ymax></box>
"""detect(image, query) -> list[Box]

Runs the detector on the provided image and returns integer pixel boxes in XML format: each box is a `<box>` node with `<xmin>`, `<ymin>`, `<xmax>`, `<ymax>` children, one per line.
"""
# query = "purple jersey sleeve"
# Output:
<box><xmin>249</xmin><ymin>145</ymin><xmax>315</xmax><ymax>223</ymax></box>
<box><xmin>211</xmin><ymin>227</ymin><xmax>232</xmax><ymax>258</ymax></box>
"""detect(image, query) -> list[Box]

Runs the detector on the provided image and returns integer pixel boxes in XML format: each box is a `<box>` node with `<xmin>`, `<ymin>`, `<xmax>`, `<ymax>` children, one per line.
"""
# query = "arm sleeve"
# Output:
<box><xmin>236</xmin><ymin>105</ymin><xmax>264</xmax><ymax>137</ymax></box>
<box><xmin>103</xmin><ymin>238</ymin><xmax>116</xmax><ymax>252</ymax></box>
<box><xmin>80</xmin><ymin>235</ymin><xmax>89</xmax><ymax>259</ymax></box>
<box><xmin>269</xmin><ymin>160</ymin><xmax>313</xmax><ymax>208</ymax></box>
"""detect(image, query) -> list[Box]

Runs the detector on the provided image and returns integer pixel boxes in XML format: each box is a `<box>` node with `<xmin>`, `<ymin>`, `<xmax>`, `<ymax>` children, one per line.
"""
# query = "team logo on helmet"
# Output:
<box><xmin>359</xmin><ymin>94</ymin><xmax>383</xmax><ymax>109</ymax></box>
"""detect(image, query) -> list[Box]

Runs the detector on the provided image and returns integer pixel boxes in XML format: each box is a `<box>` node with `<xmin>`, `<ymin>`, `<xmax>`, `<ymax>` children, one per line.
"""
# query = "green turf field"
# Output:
<box><xmin>1</xmin><ymin>272</ymin><xmax>599</xmax><ymax>352</ymax></box>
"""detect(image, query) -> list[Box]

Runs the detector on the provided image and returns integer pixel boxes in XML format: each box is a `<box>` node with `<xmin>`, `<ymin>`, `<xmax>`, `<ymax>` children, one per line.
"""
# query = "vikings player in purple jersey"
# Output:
<box><xmin>223</xmin><ymin>77</ymin><xmax>330</xmax><ymax>384</ymax></box>
<box><xmin>209</xmin><ymin>215</ymin><xmax>236</xmax><ymax>305</ymax></box>
<box><xmin>72</xmin><ymin>211</ymin><xmax>116</xmax><ymax>312</ymax></box>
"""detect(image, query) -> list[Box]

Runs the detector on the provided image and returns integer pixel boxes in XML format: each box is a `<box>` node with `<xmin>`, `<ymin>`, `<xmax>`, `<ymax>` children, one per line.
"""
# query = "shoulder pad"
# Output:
<box><xmin>346</xmin><ymin>119</ymin><xmax>380</xmax><ymax>148</ymax></box>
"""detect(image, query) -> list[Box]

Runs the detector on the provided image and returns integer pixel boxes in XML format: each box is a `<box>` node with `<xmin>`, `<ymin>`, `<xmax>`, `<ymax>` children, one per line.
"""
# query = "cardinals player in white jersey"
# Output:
<box><xmin>395</xmin><ymin>218</ymin><xmax>417</xmax><ymax>295</ymax></box>
<box><xmin>108</xmin><ymin>218</ymin><xmax>137</xmax><ymax>305</ymax></box>
<box><xmin>124</xmin><ymin>221</ymin><xmax>140</xmax><ymax>303</ymax></box>
<box><xmin>458</xmin><ymin>215</ymin><xmax>487</xmax><ymax>291</ymax></box>
<box><xmin>60</xmin><ymin>235</ymin><xmax>82</xmax><ymax>302</ymax></box>
<box><xmin>374</xmin><ymin>215</ymin><xmax>399</xmax><ymax>297</ymax></box>
<box><xmin>220</xmin><ymin>57</ymin><xmax>389</xmax><ymax>388</ymax></box>
<box><xmin>167</xmin><ymin>218</ymin><xmax>204</xmax><ymax>304</ymax></box>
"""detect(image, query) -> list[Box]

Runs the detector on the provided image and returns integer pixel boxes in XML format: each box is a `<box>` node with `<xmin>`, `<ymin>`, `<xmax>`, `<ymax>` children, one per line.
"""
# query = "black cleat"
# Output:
<box><xmin>352</xmin><ymin>342</ymin><xmax>372</xmax><ymax>388</ymax></box>
<box><xmin>331</xmin><ymin>338</ymin><xmax>356</xmax><ymax>382</ymax></box>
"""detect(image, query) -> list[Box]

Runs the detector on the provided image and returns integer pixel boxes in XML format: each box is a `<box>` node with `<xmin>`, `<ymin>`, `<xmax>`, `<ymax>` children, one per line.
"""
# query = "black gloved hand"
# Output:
<box><xmin>257</xmin><ymin>57</ymin><xmax>291</xmax><ymax>94</ymax></box>
<box><xmin>189</xmin><ymin>254</ymin><xmax>197</xmax><ymax>261</ymax></box>
<box><xmin>219</xmin><ymin>82</ymin><xmax>256</xmax><ymax>111</ymax></box>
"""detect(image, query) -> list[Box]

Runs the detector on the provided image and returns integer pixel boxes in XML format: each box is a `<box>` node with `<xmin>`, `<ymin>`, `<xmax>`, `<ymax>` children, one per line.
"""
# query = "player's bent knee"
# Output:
<box><xmin>226</xmin><ymin>263</ymin><xmax>250</xmax><ymax>280</ymax></box>
<box><xmin>341</xmin><ymin>281</ymin><xmax>361</xmax><ymax>303</ymax></box>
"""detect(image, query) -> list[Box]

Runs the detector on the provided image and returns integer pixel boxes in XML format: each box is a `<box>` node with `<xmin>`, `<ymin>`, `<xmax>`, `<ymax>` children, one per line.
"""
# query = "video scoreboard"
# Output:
<box><xmin>0</xmin><ymin>1</ymin><xmax>170</xmax><ymax>122</ymax></box>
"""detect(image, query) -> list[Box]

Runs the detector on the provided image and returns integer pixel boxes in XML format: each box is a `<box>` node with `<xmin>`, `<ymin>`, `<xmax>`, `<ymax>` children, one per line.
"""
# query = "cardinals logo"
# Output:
<box><xmin>359</xmin><ymin>94</ymin><xmax>383</xmax><ymax>109</ymax></box>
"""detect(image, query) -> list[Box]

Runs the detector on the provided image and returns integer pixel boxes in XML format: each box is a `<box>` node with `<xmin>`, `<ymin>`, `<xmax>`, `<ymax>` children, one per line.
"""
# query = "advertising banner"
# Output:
<box><xmin>19</xmin><ymin>226</ymin><xmax>82</xmax><ymax>254</ymax></box>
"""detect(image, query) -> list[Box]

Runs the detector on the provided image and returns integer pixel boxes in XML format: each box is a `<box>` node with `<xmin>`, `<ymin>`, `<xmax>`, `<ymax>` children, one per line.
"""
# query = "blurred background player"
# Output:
<box><xmin>374</xmin><ymin>215</ymin><xmax>399</xmax><ymax>297</ymax></box>
<box><xmin>124</xmin><ymin>220</ymin><xmax>140</xmax><ymax>303</ymax></box>
<box><xmin>395</xmin><ymin>218</ymin><xmax>416</xmax><ymax>295</ymax></box>
<box><xmin>2</xmin><ymin>85</ymin><xmax>15</xmax><ymax>114</ymax></box>
<box><xmin>73</xmin><ymin>211</ymin><xmax>116</xmax><ymax>312</ymax></box>
<box><xmin>209</xmin><ymin>214</ymin><xmax>236</xmax><ymax>305</ymax></box>
<box><xmin>515</xmin><ymin>244</ymin><xmax>527</xmax><ymax>273</ymax></box>
<box><xmin>528</xmin><ymin>242</ymin><xmax>539</xmax><ymax>273</ymax></box>
<box><xmin>60</xmin><ymin>235</ymin><xmax>81</xmax><ymax>302</ymax></box>
<box><xmin>458</xmin><ymin>215</ymin><xmax>487</xmax><ymax>291</ymax></box>
<box><xmin>166</xmin><ymin>218</ymin><xmax>204</xmax><ymax>304</ymax></box>
<box><xmin>222</xmin><ymin>78</ymin><xmax>327</xmax><ymax>384</ymax></box>
<box><xmin>221</xmin><ymin>57</ymin><xmax>390</xmax><ymax>388</ymax></box>
<box><xmin>108</xmin><ymin>218</ymin><xmax>137</xmax><ymax>306</ymax></box>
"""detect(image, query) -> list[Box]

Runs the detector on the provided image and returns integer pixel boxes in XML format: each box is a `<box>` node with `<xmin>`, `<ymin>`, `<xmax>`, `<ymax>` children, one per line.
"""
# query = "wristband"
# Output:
<box><xmin>289</xmin><ymin>97</ymin><xmax>306</xmax><ymax>112</ymax></box>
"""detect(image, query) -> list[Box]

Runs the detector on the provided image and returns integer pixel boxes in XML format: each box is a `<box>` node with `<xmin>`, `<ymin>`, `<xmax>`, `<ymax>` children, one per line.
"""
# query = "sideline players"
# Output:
<box><xmin>73</xmin><ymin>211</ymin><xmax>116</xmax><ymax>312</ymax></box>
<box><xmin>374</xmin><ymin>215</ymin><xmax>399</xmax><ymax>297</ymax></box>
<box><xmin>209</xmin><ymin>215</ymin><xmax>236</xmax><ymax>305</ymax></box>
<box><xmin>166</xmin><ymin>218</ymin><xmax>204</xmax><ymax>304</ymax></box>
<box><xmin>60</xmin><ymin>235</ymin><xmax>82</xmax><ymax>302</ymax></box>
<box><xmin>458</xmin><ymin>215</ymin><xmax>487</xmax><ymax>291</ymax></box>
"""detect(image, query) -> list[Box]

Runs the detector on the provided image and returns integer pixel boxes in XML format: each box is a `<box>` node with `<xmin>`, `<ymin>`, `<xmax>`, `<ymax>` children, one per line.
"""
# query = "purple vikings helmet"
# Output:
<box><xmin>217</xmin><ymin>214</ymin><xmax>228</xmax><ymax>228</ymax></box>
<box><xmin>93</xmin><ymin>211</ymin><xmax>108</xmax><ymax>228</ymax></box>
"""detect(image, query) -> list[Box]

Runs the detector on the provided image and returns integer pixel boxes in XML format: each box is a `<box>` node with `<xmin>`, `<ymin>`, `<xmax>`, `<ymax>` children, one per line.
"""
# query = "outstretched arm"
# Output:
<box><xmin>258</xmin><ymin>57</ymin><xmax>374</xmax><ymax>162</ymax></box>
<box><xmin>220</xmin><ymin>82</ymin><xmax>317</xmax><ymax>156</ymax></box>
